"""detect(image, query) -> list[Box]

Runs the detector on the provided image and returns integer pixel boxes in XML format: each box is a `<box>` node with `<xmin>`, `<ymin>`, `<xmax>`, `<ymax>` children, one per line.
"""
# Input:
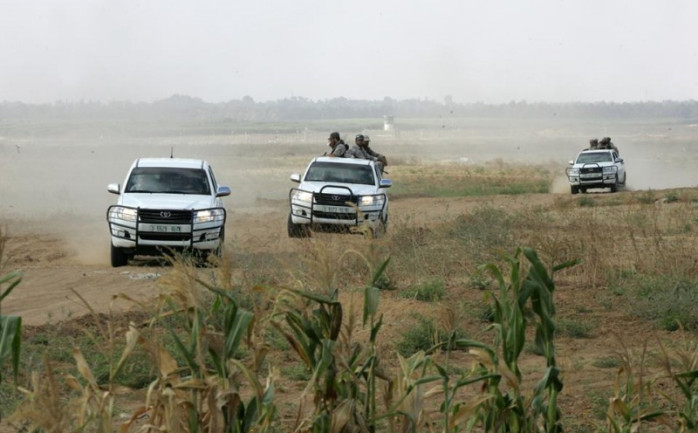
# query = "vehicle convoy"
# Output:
<box><xmin>566</xmin><ymin>149</ymin><xmax>626</xmax><ymax>194</ymax></box>
<box><xmin>106</xmin><ymin>158</ymin><xmax>230</xmax><ymax>267</ymax></box>
<box><xmin>288</xmin><ymin>156</ymin><xmax>391</xmax><ymax>238</ymax></box>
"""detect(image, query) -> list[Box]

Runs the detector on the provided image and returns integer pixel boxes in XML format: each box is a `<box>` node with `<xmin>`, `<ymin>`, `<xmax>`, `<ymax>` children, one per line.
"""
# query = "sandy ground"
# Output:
<box><xmin>0</xmin><ymin>185</ymin><xmax>688</xmax><ymax>432</ymax></box>
<box><xmin>1</xmin><ymin>125</ymin><xmax>697</xmax><ymax>323</ymax></box>
<box><xmin>1</xmin><ymin>126</ymin><xmax>698</xmax><ymax>431</ymax></box>
<box><xmin>1</xmin><ymin>191</ymin><xmax>559</xmax><ymax>325</ymax></box>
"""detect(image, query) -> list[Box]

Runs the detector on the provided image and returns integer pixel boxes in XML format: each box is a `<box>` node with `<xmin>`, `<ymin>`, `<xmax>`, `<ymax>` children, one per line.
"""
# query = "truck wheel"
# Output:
<box><xmin>214</xmin><ymin>226</ymin><xmax>225</xmax><ymax>258</ymax></box>
<box><xmin>570</xmin><ymin>185</ymin><xmax>580</xmax><ymax>194</ymax></box>
<box><xmin>610</xmin><ymin>175</ymin><xmax>619</xmax><ymax>193</ymax></box>
<box><xmin>288</xmin><ymin>214</ymin><xmax>310</xmax><ymax>238</ymax></box>
<box><xmin>371</xmin><ymin>221</ymin><xmax>386</xmax><ymax>239</ymax></box>
<box><xmin>110</xmin><ymin>243</ymin><xmax>128</xmax><ymax>267</ymax></box>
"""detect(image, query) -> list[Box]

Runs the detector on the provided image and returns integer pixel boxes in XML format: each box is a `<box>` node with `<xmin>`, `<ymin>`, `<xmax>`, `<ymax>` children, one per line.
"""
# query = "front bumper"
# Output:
<box><xmin>107</xmin><ymin>205</ymin><xmax>226</xmax><ymax>252</ymax></box>
<box><xmin>566</xmin><ymin>166</ymin><xmax>618</xmax><ymax>187</ymax></box>
<box><xmin>289</xmin><ymin>186</ymin><xmax>386</xmax><ymax>227</ymax></box>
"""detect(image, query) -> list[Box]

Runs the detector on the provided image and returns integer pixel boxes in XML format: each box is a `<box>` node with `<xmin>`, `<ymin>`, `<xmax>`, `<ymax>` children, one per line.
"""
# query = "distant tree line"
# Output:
<box><xmin>1</xmin><ymin>95</ymin><xmax>697</xmax><ymax>124</ymax></box>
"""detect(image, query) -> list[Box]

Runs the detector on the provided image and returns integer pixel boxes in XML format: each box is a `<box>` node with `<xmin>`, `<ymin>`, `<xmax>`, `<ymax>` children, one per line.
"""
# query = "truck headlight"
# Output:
<box><xmin>359</xmin><ymin>195</ymin><xmax>385</xmax><ymax>206</ymax></box>
<box><xmin>567</xmin><ymin>168</ymin><xmax>579</xmax><ymax>176</ymax></box>
<box><xmin>603</xmin><ymin>166</ymin><xmax>617</xmax><ymax>174</ymax></box>
<box><xmin>292</xmin><ymin>190</ymin><xmax>313</xmax><ymax>203</ymax></box>
<box><xmin>195</xmin><ymin>208</ymin><xmax>224</xmax><ymax>223</ymax></box>
<box><xmin>112</xmin><ymin>206</ymin><xmax>137</xmax><ymax>222</ymax></box>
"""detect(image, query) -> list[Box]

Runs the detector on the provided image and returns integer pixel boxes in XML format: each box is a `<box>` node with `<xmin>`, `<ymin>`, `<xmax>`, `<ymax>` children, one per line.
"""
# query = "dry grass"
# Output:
<box><xmin>4</xmin><ymin>162</ymin><xmax>698</xmax><ymax>432</ymax></box>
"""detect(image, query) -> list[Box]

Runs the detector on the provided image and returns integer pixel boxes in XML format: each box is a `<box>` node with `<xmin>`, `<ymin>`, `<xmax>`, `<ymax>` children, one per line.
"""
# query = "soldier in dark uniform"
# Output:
<box><xmin>347</xmin><ymin>134</ymin><xmax>387</xmax><ymax>173</ymax></box>
<box><xmin>363</xmin><ymin>135</ymin><xmax>388</xmax><ymax>170</ymax></box>
<box><xmin>600</xmin><ymin>137</ymin><xmax>619</xmax><ymax>155</ymax></box>
<box><xmin>588</xmin><ymin>138</ymin><xmax>599</xmax><ymax>150</ymax></box>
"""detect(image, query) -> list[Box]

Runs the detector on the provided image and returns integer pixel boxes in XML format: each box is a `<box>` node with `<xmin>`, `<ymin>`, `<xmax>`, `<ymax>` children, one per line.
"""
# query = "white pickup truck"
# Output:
<box><xmin>106</xmin><ymin>158</ymin><xmax>230</xmax><ymax>267</ymax></box>
<box><xmin>566</xmin><ymin>149</ymin><xmax>626</xmax><ymax>194</ymax></box>
<box><xmin>288</xmin><ymin>156</ymin><xmax>391</xmax><ymax>238</ymax></box>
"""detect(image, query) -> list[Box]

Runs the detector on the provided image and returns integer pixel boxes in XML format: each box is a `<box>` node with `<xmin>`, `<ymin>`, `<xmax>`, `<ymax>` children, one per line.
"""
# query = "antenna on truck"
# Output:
<box><xmin>170</xmin><ymin>147</ymin><xmax>174</xmax><ymax>158</ymax></box>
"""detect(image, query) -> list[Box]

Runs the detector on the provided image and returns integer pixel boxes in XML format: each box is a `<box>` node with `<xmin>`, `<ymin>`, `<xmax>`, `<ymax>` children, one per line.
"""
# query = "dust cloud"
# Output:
<box><xmin>1</xmin><ymin>121</ymin><xmax>696</xmax><ymax>266</ymax></box>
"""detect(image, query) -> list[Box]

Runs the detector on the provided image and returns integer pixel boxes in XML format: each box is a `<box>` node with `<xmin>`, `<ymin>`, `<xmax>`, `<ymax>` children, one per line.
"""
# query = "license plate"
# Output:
<box><xmin>580</xmin><ymin>173</ymin><xmax>599</xmax><ymax>178</ymax></box>
<box><xmin>317</xmin><ymin>205</ymin><xmax>352</xmax><ymax>213</ymax></box>
<box><xmin>141</xmin><ymin>224</ymin><xmax>190</xmax><ymax>233</ymax></box>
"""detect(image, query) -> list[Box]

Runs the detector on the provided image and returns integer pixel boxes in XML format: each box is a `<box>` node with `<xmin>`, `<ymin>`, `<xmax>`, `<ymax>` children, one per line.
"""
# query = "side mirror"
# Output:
<box><xmin>568</xmin><ymin>160</ymin><xmax>574</xmax><ymax>165</ymax></box>
<box><xmin>217</xmin><ymin>186</ymin><xmax>231</xmax><ymax>197</ymax></box>
<box><xmin>107</xmin><ymin>183</ymin><xmax>120</xmax><ymax>195</ymax></box>
<box><xmin>379</xmin><ymin>179</ymin><xmax>392</xmax><ymax>188</ymax></box>
<box><xmin>290</xmin><ymin>173</ymin><xmax>301</xmax><ymax>183</ymax></box>
<box><xmin>616</xmin><ymin>158</ymin><xmax>624</xmax><ymax>163</ymax></box>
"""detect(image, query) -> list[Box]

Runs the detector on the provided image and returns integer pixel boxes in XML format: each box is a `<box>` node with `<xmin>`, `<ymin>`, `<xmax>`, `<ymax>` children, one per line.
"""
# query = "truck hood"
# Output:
<box><xmin>299</xmin><ymin>182</ymin><xmax>381</xmax><ymax>196</ymax></box>
<box><xmin>118</xmin><ymin>193</ymin><xmax>217</xmax><ymax>210</ymax></box>
<box><xmin>571</xmin><ymin>161</ymin><xmax>615</xmax><ymax>168</ymax></box>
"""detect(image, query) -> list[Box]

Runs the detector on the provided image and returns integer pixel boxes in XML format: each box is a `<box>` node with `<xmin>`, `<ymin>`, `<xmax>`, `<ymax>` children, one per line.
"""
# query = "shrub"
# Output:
<box><xmin>396</xmin><ymin>314</ymin><xmax>439</xmax><ymax>356</ymax></box>
<box><xmin>281</xmin><ymin>363</ymin><xmax>311</xmax><ymax>381</ymax></box>
<box><xmin>591</xmin><ymin>356</ymin><xmax>621</xmax><ymax>369</ymax></box>
<box><xmin>664</xmin><ymin>191</ymin><xmax>680</xmax><ymax>203</ymax></box>
<box><xmin>557</xmin><ymin>318</ymin><xmax>594</xmax><ymax>338</ymax></box>
<box><xmin>637</xmin><ymin>190</ymin><xmax>656</xmax><ymax>204</ymax></box>
<box><xmin>401</xmin><ymin>279</ymin><xmax>445</xmax><ymax>301</ymax></box>
<box><xmin>622</xmin><ymin>274</ymin><xmax>698</xmax><ymax>331</ymax></box>
<box><xmin>578</xmin><ymin>196</ymin><xmax>595</xmax><ymax>207</ymax></box>
<box><xmin>396</xmin><ymin>313</ymin><xmax>467</xmax><ymax>356</ymax></box>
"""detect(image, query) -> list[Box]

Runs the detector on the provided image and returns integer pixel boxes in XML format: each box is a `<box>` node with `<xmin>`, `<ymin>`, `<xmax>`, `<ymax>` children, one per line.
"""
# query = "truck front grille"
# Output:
<box><xmin>139</xmin><ymin>209</ymin><xmax>193</xmax><ymax>224</ymax></box>
<box><xmin>314</xmin><ymin>193</ymin><xmax>358</xmax><ymax>206</ymax></box>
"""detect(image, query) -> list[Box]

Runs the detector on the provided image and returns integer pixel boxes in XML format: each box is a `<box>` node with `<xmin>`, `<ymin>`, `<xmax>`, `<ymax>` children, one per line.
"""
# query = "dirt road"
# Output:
<box><xmin>1</xmin><ymin>125</ymin><xmax>696</xmax><ymax>325</ymax></box>
<box><xmin>2</xmin><ymin>192</ymin><xmax>561</xmax><ymax>325</ymax></box>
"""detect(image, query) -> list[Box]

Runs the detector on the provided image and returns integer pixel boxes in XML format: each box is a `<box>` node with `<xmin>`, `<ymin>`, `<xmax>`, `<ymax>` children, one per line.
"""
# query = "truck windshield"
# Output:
<box><xmin>125</xmin><ymin>167</ymin><xmax>211</xmax><ymax>194</ymax></box>
<box><xmin>304</xmin><ymin>162</ymin><xmax>375</xmax><ymax>185</ymax></box>
<box><xmin>576</xmin><ymin>152</ymin><xmax>613</xmax><ymax>164</ymax></box>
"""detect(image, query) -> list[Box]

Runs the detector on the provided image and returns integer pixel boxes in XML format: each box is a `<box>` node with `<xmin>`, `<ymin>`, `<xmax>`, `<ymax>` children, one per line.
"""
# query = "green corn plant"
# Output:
<box><xmin>272</xmin><ymin>258</ymin><xmax>394</xmax><ymax>433</ymax></box>
<box><xmin>10</xmin><ymin>326</ymin><xmax>140</xmax><ymax>432</ymax></box>
<box><xmin>0</xmin><ymin>270</ymin><xmax>22</xmax><ymax>423</ymax></box>
<box><xmin>0</xmin><ymin>271</ymin><xmax>22</xmax><ymax>385</ymax></box>
<box><xmin>385</xmin><ymin>350</ymin><xmax>440</xmax><ymax>433</ymax></box>
<box><xmin>273</xmin><ymin>286</ymin><xmax>362</xmax><ymax>432</ymax></box>
<box><xmin>660</xmin><ymin>361</ymin><xmax>698</xmax><ymax>430</ymax></box>
<box><xmin>454</xmin><ymin>247</ymin><xmax>577</xmax><ymax>433</ymax></box>
<box><xmin>118</xmin><ymin>258</ymin><xmax>277</xmax><ymax>433</ymax></box>
<box><xmin>612</xmin><ymin>335</ymin><xmax>698</xmax><ymax>433</ymax></box>
<box><xmin>362</xmin><ymin>257</ymin><xmax>389</xmax><ymax>431</ymax></box>
<box><xmin>604</xmin><ymin>339</ymin><xmax>667</xmax><ymax>432</ymax></box>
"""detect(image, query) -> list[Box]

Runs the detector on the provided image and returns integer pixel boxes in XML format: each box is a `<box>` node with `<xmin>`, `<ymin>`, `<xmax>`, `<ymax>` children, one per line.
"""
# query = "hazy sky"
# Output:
<box><xmin>2</xmin><ymin>0</ymin><xmax>697</xmax><ymax>104</ymax></box>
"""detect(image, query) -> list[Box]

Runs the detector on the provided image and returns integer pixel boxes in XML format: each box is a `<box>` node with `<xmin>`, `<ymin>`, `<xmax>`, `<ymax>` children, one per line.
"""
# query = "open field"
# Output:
<box><xmin>1</xmin><ymin>117</ymin><xmax>698</xmax><ymax>431</ymax></box>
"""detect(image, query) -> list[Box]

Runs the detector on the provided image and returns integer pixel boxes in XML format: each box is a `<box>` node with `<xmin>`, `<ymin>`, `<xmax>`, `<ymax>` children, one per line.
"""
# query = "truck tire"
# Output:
<box><xmin>111</xmin><ymin>243</ymin><xmax>128</xmax><ymax>267</ymax></box>
<box><xmin>288</xmin><ymin>214</ymin><xmax>310</xmax><ymax>238</ymax></box>
<box><xmin>374</xmin><ymin>221</ymin><xmax>387</xmax><ymax>239</ymax></box>
<box><xmin>200</xmin><ymin>226</ymin><xmax>224</xmax><ymax>266</ymax></box>
<box><xmin>214</xmin><ymin>226</ymin><xmax>225</xmax><ymax>258</ymax></box>
<box><xmin>610</xmin><ymin>175</ymin><xmax>619</xmax><ymax>193</ymax></box>
<box><xmin>571</xmin><ymin>185</ymin><xmax>580</xmax><ymax>194</ymax></box>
